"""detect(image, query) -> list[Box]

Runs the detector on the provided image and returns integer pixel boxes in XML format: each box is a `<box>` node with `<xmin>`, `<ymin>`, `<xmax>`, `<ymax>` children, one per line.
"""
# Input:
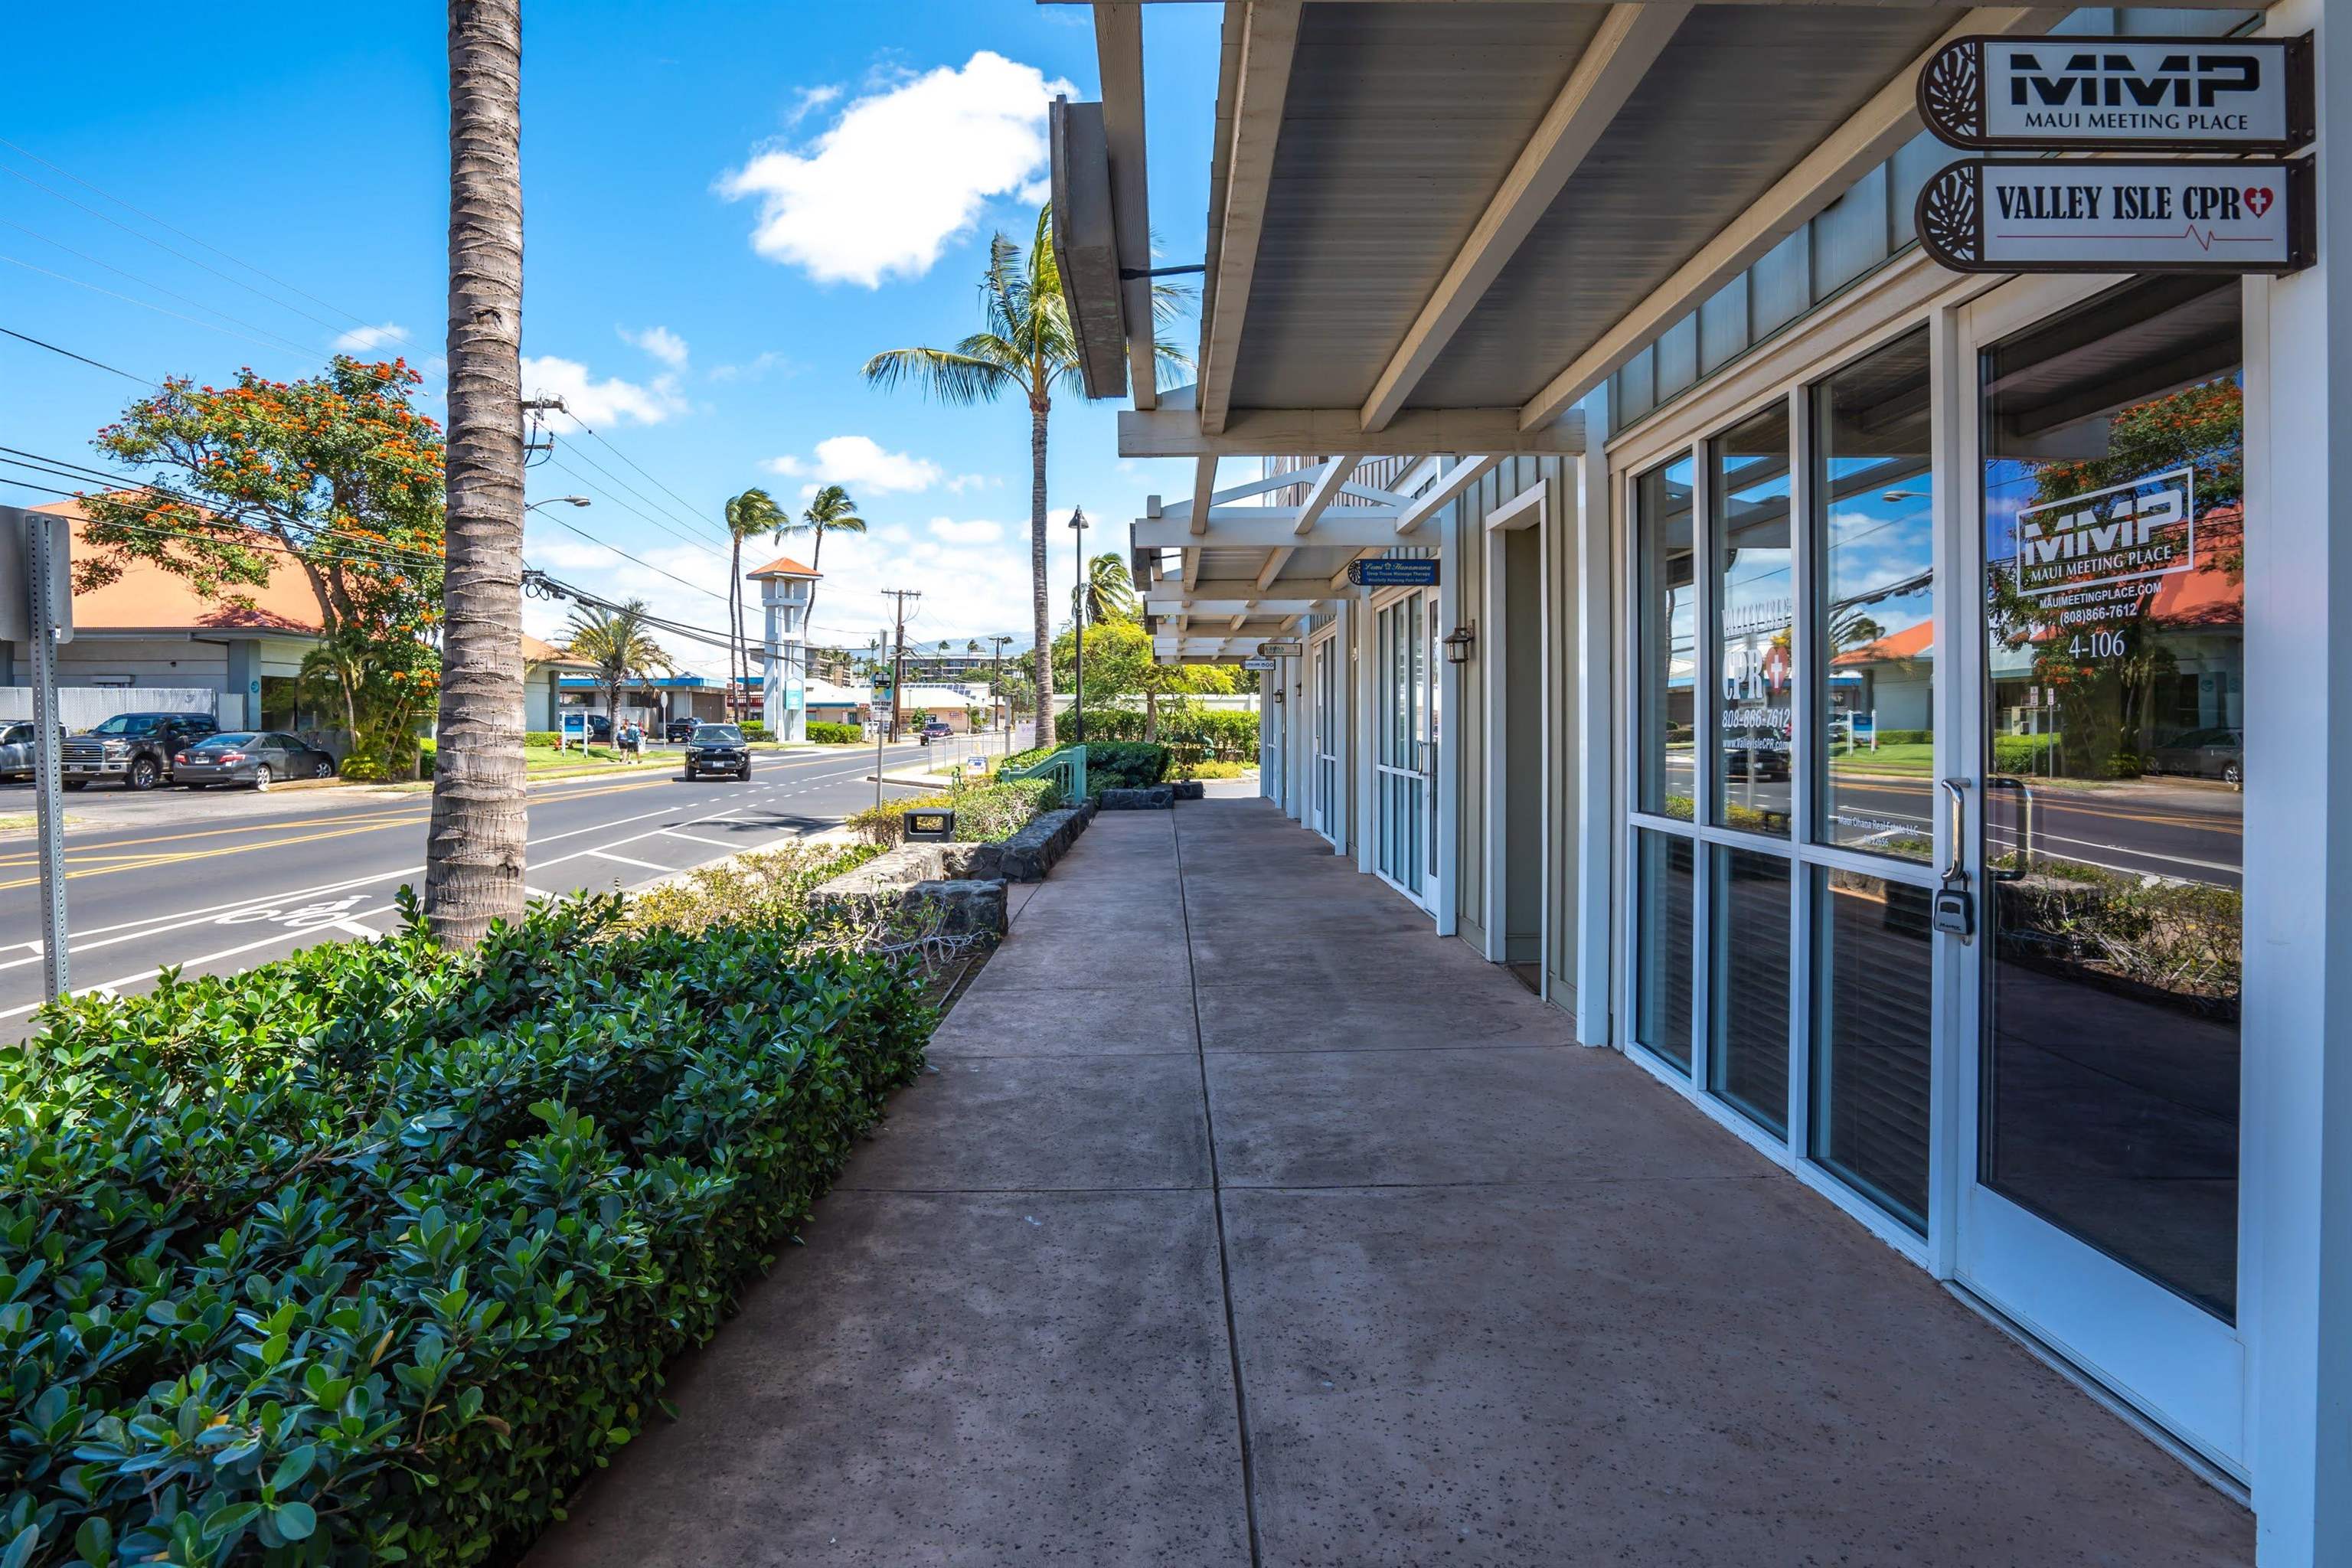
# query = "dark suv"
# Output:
<box><xmin>63</xmin><ymin>710</ymin><xmax>219</xmax><ymax>791</ymax></box>
<box><xmin>682</xmin><ymin>724</ymin><xmax>750</xmax><ymax>781</ymax></box>
<box><xmin>665</xmin><ymin>717</ymin><xmax>700</xmax><ymax>743</ymax></box>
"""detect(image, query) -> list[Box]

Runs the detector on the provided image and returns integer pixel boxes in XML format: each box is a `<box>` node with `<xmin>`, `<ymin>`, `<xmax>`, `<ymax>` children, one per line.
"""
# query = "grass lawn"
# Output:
<box><xmin>1828</xmin><ymin>741</ymin><xmax>1934</xmax><ymax>776</ymax></box>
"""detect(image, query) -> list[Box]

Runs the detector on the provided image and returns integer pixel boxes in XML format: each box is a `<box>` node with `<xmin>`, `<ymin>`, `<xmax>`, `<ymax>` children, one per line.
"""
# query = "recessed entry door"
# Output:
<box><xmin>1957</xmin><ymin>274</ymin><xmax>2248</xmax><ymax>1474</ymax></box>
<box><xmin>1374</xmin><ymin>588</ymin><xmax>1436</xmax><ymax>908</ymax></box>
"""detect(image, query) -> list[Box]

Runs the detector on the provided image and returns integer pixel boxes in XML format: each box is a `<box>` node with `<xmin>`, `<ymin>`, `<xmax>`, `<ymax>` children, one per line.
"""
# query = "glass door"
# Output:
<box><xmin>1312</xmin><ymin>632</ymin><xmax>1341</xmax><ymax>846</ymax></box>
<box><xmin>1958</xmin><ymin>275</ymin><xmax>2247</xmax><ymax>1473</ymax></box>
<box><xmin>1374</xmin><ymin>590</ymin><xmax>1435</xmax><ymax>907</ymax></box>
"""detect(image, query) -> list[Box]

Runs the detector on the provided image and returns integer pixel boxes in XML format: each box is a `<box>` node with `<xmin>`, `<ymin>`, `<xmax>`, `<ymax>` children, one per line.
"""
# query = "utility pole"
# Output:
<box><xmin>879</xmin><ymin>588</ymin><xmax>920</xmax><ymax>743</ymax></box>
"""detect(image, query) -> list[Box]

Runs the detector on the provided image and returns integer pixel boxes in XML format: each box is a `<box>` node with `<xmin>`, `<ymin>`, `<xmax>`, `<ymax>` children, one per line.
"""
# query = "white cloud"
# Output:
<box><xmin>332</xmin><ymin>322</ymin><xmax>408</xmax><ymax>353</ymax></box>
<box><xmin>717</xmin><ymin>52</ymin><xmax>1076</xmax><ymax>286</ymax></box>
<box><xmin>708</xmin><ymin>350</ymin><xmax>790</xmax><ymax>384</ymax></box>
<box><xmin>945</xmin><ymin>473</ymin><xmax>995</xmax><ymax>495</ymax></box>
<box><xmin>929</xmin><ymin>517</ymin><xmax>1003</xmax><ymax>544</ymax></box>
<box><xmin>786</xmin><ymin>83</ymin><xmax>842</xmax><ymax>125</ymax></box>
<box><xmin>521</xmin><ymin>354</ymin><xmax>689</xmax><ymax>426</ymax></box>
<box><xmin>764</xmin><ymin>434</ymin><xmax>943</xmax><ymax>494</ymax></box>
<box><xmin>619</xmin><ymin>325</ymin><xmax>689</xmax><ymax>368</ymax></box>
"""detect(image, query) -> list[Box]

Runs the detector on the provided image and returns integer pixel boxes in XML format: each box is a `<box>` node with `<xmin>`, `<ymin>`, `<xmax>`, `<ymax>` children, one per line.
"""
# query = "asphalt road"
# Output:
<box><xmin>1668</xmin><ymin>754</ymin><xmax>2244</xmax><ymax>887</ymax></box>
<box><xmin>0</xmin><ymin>739</ymin><xmax>944</xmax><ymax>1038</ymax></box>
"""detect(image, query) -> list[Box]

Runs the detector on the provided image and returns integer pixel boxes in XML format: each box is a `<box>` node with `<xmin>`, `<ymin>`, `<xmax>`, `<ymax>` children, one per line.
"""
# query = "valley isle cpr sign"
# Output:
<box><xmin>1916</xmin><ymin>159</ymin><xmax>2312</xmax><ymax>275</ymax></box>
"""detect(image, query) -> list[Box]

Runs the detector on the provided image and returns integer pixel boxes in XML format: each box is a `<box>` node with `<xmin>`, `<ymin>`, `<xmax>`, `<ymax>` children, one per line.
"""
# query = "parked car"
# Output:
<box><xmin>920</xmin><ymin>719</ymin><xmax>954</xmax><ymax>745</ymax></box>
<box><xmin>561</xmin><ymin>713</ymin><xmax>614</xmax><ymax>745</ymax></box>
<box><xmin>665</xmin><ymin>717</ymin><xmax>700</xmax><ymax>743</ymax></box>
<box><xmin>682</xmin><ymin>724</ymin><xmax>750</xmax><ymax>781</ymax></box>
<box><xmin>173</xmin><ymin>731</ymin><xmax>338</xmax><ymax>791</ymax></box>
<box><xmin>2147</xmin><ymin>726</ymin><xmax>2243</xmax><ymax>788</ymax></box>
<box><xmin>61</xmin><ymin>711</ymin><xmax>219</xmax><ymax>790</ymax></box>
<box><xmin>0</xmin><ymin>721</ymin><xmax>60</xmax><ymax>782</ymax></box>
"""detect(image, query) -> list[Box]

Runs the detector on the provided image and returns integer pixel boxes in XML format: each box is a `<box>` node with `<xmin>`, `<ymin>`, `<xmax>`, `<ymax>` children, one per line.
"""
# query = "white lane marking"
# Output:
<box><xmin>658</xmin><ymin>828</ymin><xmax>742</xmax><ymax>851</ymax></box>
<box><xmin>586</xmin><ymin>848</ymin><xmax>672</xmax><ymax>874</ymax></box>
<box><xmin>1</xmin><ymin>926</ymin><xmax>341</xmax><ymax>1020</ymax></box>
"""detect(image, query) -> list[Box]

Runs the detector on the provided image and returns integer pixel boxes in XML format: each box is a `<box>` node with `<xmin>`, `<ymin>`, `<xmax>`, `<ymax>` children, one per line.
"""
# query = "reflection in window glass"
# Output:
<box><xmin>1635</xmin><ymin>457</ymin><xmax>1696</xmax><ymax>820</ymax></box>
<box><xmin>1708</xmin><ymin>847</ymin><xmax>1791</xmax><ymax>1137</ymax></box>
<box><xmin>1815</xmin><ymin>328</ymin><xmax>1935</xmax><ymax>861</ymax></box>
<box><xmin>1981</xmin><ymin>276</ymin><xmax>2244</xmax><ymax>1321</ymax></box>
<box><xmin>1711</xmin><ymin>403</ymin><xmax>1793</xmax><ymax>835</ymax></box>
<box><xmin>1810</xmin><ymin>867</ymin><xmax>1932</xmax><ymax>1231</ymax></box>
<box><xmin>1633</xmin><ymin>829</ymin><xmax>1694</xmax><ymax>1074</ymax></box>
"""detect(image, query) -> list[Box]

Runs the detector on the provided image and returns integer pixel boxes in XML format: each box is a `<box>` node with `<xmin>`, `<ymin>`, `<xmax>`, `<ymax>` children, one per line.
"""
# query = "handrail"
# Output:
<box><xmin>997</xmin><ymin>743</ymin><xmax>1087</xmax><ymax>805</ymax></box>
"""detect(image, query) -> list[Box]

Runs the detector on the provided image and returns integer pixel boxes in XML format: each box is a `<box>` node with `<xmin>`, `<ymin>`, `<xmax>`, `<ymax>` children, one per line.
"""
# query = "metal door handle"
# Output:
<box><xmin>1938</xmin><ymin>777</ymin><xmax>1968</xmax><ymax>884</ymax></box>
<box><xmin>1988</xmin><ymin>775</ymin><xmax>2034</xmax><ymax>881</ymax></box>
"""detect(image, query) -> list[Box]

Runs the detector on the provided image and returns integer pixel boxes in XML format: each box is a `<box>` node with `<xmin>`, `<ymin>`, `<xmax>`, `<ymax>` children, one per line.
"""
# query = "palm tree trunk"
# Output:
<box><xmin>427</xmin><ymin>0</ymin><xmax>528</xmax><ymax>948</ymax></box>
<box><xmin>1029</xmin><ymin>399</ymin><xmax>1057</xmax><ymax>750</ymax></box>
<box><xmin>729</xmin><ymin>534</ymin><xmax>743</xmax><ymax>724</ymax></box>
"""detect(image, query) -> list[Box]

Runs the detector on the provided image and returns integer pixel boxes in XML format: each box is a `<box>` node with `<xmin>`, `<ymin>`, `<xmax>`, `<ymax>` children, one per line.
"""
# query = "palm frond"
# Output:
<box><xmin>861</xmin><ymin>345</ymin><xmax>1019</xmax><ymax>406</ymax></box>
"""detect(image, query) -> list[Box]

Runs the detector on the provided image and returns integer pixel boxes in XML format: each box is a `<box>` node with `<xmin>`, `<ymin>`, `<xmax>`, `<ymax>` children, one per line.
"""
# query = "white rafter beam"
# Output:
<box><xmin>1137</xmin><ymin>512</ymin><xmax>1427</xmax><ymax>550</ymax></box>
<box><xmin>1361</xmin><ymin>4</ymin><xmax>1690</xmax><ymax>432</ymax></box>
<box><xmin>1197</xmin><ymin>0</ymin><xmax>1302</xmax><ymax>436</ymax></box>
<box><xmin>1256</xmin><ymin>547</ymin><xmax>1295</xmax><ymax>590</ymax></box>
<box><xmin>1517</xmin><ymin>5</ymin><xmax>2065</xmax><ymax>430</ymax></box>
<box><xmin>1292</xmin><ymin>454</ymin><xmax>1361</xmax><ymax>535</ymax></box>
<box><xmin>1188</xmin><ymin>453</ymin><xmax>1219</xmax><ymax>535</ymax></box>
<box><xmin>1395</xmin><ymin>455</ymin><xmax>1501</xmax><ymax>536</ymax></box>
<box><xmin>1122</xmin><ymin>403</ymin><xmax>1583</xmax><ymax>458</ymax></box>
<box><xmin>1093</xmin><ymin>2</ymin><xmax>1158</xmax><ymax>410</ymax></box>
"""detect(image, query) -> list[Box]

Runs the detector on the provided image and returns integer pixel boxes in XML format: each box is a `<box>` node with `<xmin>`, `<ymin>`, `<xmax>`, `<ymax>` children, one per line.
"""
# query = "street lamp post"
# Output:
<box><xmin>524</xmin><ymin>495</ymin><xmax>591</xmax><ymax>513</ymax></box>
<box><xmin>1068</xmin><ymin>506</ymin><xmax>1089</xmax><ymax>743</ymax></box>
<box><xmin>989</xmin><ymin>632</ymin><xmax>1016</xmax><ymax>753</ymax></box>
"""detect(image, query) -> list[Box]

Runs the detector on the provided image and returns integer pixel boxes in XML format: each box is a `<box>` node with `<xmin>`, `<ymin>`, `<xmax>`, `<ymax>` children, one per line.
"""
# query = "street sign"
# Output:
<box><xmin>1347</xmin><ymin>557</ymin><xmax>1440</xmax><ymax>588</ymax></box>
<box><xmin>1241</xmin><ymin>657</ymin><xmax>1278</xmax><ymax>671</ymax></box>
<box><xmin>1919</xmin><ymin>34</ymin><xmax>2313</xmax><ymax>154</ymax></box>
<box><xmin>1915</xmin><ymin>158</ymin><xmax>2313</xmax><ymax>276</ymax></box>
<box><xmin>0</xmin><ymin>505</ymin><xmax>73</xmax><ymax>644</ymax></box>
<box><xmin>1256</xmin><ymin>638</ymin><xmax>1302</xmax><ymax>657</ymax></box>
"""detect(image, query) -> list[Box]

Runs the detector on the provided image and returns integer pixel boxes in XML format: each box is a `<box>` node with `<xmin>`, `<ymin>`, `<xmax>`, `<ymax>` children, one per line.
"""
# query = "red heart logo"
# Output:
<box><xmin>2245</xmin><ymin>187</ymin><xmax>2275</xmax><ymax>217</ymax></box>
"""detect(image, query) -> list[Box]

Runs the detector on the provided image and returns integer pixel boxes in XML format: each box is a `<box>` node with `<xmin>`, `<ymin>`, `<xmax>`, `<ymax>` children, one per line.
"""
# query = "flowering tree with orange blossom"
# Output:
<box><xmin>80</xmin><ymin>356</ymin><xmax>446</xmax><ymax>775</ymax></box>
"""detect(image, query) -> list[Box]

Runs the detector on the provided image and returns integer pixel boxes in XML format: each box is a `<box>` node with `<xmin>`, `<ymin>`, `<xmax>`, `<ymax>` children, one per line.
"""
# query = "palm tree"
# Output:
<box><xmin>864</xmin><ymin>204</ymin><xmax>1187</xmax><ymax>751</ymax></box>
<box><xmin>782</xmin><ymin>483</ymin><xmax>865</xmax><ymax>631</ymax></box>
<box><xmin>1073</xmin><ymin>551</ymin><xmax>1138</xmax><ymax>625</ymax></box>
<box><xmin>723</xmin><ymin>488</ymin><xmax>786</xmax><ymax>723</ymax></box>
<box><xmin>427</xmin><ymin>0</ymin><xmax>528</xmax><ymax>948</ymax></box>
<box><xmin>565</xmin><ymin>600</ymin><xmax>674</xmax><ymax>737</ymax></box>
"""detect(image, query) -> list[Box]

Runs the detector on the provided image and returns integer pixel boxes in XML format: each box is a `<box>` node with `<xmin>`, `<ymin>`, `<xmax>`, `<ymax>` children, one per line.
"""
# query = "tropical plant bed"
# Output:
<box><xmin>0</xmin><ymin>867</ymin><xmax>933</xmax><ymax>1566</ymax></box>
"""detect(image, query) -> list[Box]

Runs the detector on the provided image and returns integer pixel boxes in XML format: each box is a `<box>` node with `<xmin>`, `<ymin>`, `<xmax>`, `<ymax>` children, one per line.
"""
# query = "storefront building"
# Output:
<box><xmin>1063</xmin><ymin>2</ymin><xmax>2346</xmax><ymax>1560</ymax></box>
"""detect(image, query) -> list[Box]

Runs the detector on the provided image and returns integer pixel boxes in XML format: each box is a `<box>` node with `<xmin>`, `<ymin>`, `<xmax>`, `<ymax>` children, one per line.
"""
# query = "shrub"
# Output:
<box><xmin>1158</xmin><ymin>707</ymin><xmax>1259</xmax><ymax>763</ymax></box>
<box><xmin>846</xmin><ymin>778</ymin><xmax>1059</xmax><ymax>846</ymax></box>
<box><xmin>524</xmin><ymin>730</ymin><xmax>561</xmax><ymax>749</ymax></box>
<box><xmin>806</xmin><ymin>721</ymin><xmax>863</xmax><ymax>745</ymax></box>
<box><xmin>1993</xmin><ymin>733</ymin><xmax>2059</xmax><ymax>773</ymax></box>
<box><xmin>1079</xmin><ymin>741</ymin><xmax>1170</xmax><ymax>791</ymax></box>
<box><xmin>0</xmin><ymin>890</ymin><xmax>933</xmax><ymax>1565</ymax></box>
<box><xmin>1174</xmin><ymin>759</ymin><xmax>1253</xmax><ymax>781</ymax></box>
<box><xmin>1868</xmin><ymin>727</ymin><xmax>1930</xmax><ymax>746</ymax></box>
<box><xmin>624</xmin><ymin>841</ymin><xmax>882</xmax><ymax>933</ymax></box>
<box><xmin>740</xmin><ymin>721</ymin><xmax>769</xmax><ymax>741</ymax></box>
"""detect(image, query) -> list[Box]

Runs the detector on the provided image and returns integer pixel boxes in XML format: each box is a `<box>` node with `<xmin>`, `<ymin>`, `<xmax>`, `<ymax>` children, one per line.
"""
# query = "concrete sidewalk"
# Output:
<box><xmin>531</xmin><ymin>797</ymin><xmax>2252</xmax><ymax>1567</ymax></box>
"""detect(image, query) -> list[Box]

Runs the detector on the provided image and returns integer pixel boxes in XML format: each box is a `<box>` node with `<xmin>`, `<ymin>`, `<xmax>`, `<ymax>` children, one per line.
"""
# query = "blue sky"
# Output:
<box><xmin>4</xmin><ymin>2</ymin><xmax>1222</xmax><ymax>664</ymax></box>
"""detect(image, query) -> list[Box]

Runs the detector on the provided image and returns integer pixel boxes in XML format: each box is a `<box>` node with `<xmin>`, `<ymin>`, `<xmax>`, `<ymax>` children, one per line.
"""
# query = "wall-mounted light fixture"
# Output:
<box><xmin>1272</xmin><ymin>688</ymin><xmax>1285</xmax><ymax>704</ymax></box>
<box><xmin>1443</xmin><ymin>622</ymin><xmax>1476</xmax><ymax>665</ymax></box>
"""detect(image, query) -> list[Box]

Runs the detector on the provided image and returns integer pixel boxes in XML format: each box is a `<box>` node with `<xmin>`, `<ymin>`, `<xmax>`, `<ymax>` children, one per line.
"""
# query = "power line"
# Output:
<box><xmin>2</xmin><ymin>218</ymin><xmax>328</xmax><ymax>362</ymax></box>
<box><xmin>0</xmin><ymin>136</ymin><xmax>380</xmax><ymax>332</ymax></box>
<box><xmin>2</xmin><ymin>254</ymin><xmax>316</xmax><ymax>366</ymax></box>
<box><xmin>557</xmin><ymin>409</ymin><xmax>733</xmax><ymax>544</ymax></box>
<box><xmin>0</xmin><ymin>325</ymin><xmax>156</xmax><ymax>386</ymax></box>
<box><xmin>0</xmin><ymin>161</ymin><xmax>358</xmax><ymax>339</ymax></box>
<box><xmin>540</xmin><ymin>451</ymin><xmax>733</xmax><ymax>568</ymax></box>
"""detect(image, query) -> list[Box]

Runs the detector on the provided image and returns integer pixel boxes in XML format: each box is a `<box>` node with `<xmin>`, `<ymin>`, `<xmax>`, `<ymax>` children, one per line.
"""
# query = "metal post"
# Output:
<box><xmin>26</xmin><ymin>512</ymin><xmax>67</xmax><ymax>1004</ymax></box>
<box><xmin>1068</xmin><ymin>506</ymin><xmax>1089</xmax><ymax>743</ymax></box>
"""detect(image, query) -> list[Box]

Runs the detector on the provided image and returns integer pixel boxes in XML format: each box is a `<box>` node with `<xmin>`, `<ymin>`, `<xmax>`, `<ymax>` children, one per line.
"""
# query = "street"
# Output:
<box><xmin>1664</xmin><ymin>754</ymin><xmax>2244</xmax><ymax>887</ymax></box>
<box><xmin>0</xmin><ymin>739</ymin><xmax>941</xmax><ymax>1037</ymax></box>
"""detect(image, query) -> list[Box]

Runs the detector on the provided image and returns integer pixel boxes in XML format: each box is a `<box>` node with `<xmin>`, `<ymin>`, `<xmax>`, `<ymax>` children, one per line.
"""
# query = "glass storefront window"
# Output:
<box><xmin>1809</xmin><ymin>867</ymin><xmax>1932</xmax><ymax>1231</ymax></box>
<box><xmin>1980</xmin><ymin>276</ymin><xmax>2245</xmax><ymax>1321</ymax></box>
<box><xmin>1814</xmin><ymin>328</ymin><xmax>1936</xmax><ymax>861</ymax></box>
<box><xmin>1632</xmin><ymin>828</ymin><xmax>1694</xmax><ymax>1073</ymax></box>
<box><xmin>1710</xmin><ymin>403</ymin><xmax>1793</xmax><ymax>835</ymax></box>
<box><xmin>1635</xmin><ymin>457</ymin><xmax>1696</xmax><ymax>820</ymax></box>
<box><xmin>1707</xmin><ymin>847</ymin><xmax>1792</xmax><ymax>1136</ymax></box>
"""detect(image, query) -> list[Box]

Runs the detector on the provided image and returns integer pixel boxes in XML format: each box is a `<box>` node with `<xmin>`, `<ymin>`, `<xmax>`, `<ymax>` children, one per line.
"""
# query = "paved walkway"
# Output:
<box><xmin>531</xmin><ymin>797</ymin><xmax>2253</xmax><ymax>1567</ymax></box>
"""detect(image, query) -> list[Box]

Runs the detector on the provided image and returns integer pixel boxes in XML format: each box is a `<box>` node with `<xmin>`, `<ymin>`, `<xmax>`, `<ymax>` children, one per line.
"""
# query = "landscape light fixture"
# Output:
<box><xmin>1444</xmin><ymin>623</ymin><xmax>1476</xmax><ymax>665</ymax></box>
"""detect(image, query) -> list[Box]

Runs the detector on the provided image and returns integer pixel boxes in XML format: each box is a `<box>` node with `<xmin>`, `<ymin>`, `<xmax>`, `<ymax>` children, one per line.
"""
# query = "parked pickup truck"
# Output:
<box><xmin>61</xmin><ymin>710</ymin><xmax>220</xmax><ymax>791</ymax></box>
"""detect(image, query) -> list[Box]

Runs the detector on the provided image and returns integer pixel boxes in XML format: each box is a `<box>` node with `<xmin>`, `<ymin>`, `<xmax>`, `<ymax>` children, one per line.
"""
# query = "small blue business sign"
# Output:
<box><xmin>1348</xmin><ymin>557</ymin><xmax>1439</xmax><ymax>588</ymax></box>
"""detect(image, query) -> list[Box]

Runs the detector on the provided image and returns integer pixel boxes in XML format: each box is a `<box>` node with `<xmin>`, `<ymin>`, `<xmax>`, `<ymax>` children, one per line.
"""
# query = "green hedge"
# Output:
<box><xmin>1993</xmin><ymin>733</ymin><xmax>2059</xmax><ymax>773</ymax></box>
<box><xmin>999</xmin><ymin>741</ymin><xmax>1168</xmax><ymax>792</ymax></box>
<box><xmin>0</xmin><ymin>890</ymin><xmax>932</xmax><ymax>1565</ymax></box>
<box><xmin>739</xmin><ymin>721</ymin><xmax>769</xmax><ymax>741</ymax></box>
<box><xmin>846</xmin><ymin>778</ymin><xmax>1059</xmax><ymax>846</ymax></box>
<box><xmin>805</xmin><ymin>721</ymin><xmax>862</xmax><ymax>745</ymax></box>
<box><xmin>524</xmin><ymin>731</ymin><xmax>561</xmax><ymax>749</ymax></box>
